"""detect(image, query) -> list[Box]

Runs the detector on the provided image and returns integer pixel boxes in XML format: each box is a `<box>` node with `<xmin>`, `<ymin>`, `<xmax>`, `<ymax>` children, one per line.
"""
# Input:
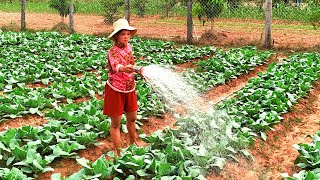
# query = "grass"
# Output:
<box><xmin>157</xmin><ymin>18</ymin><xmax>318</xmax><ymax>32</ymax></box>
<box><xmin>0</xmin><ymin>1</ymin><xmax>103</xmax><ymax>14</ymax></box>
<box><xmin>1</xmin><ymin>1</ymin><xmax>319</xmax><ymax>24</ymax></box>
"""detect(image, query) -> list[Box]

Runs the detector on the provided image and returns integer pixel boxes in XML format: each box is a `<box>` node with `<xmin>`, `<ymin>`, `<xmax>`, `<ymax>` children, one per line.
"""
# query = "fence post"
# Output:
<box><xmin>264</xmin><ymin>0</ymin><xmax>272</xmax><ymax>48</ymax></box>
<box><xmin>125</xmin><ymin>0</ymin><xmax>130</xmax><ymax>23</ymax></box>
<box><xmin>187</xmin><ymin>0</ymin><xmax>193</xmax><ymax>44</ymax></box>
<box><xmin>21</xmin><ymin>0</ymin><xmax>26</xmax><ymax>31</ymax></box>
<box><xmin>69</xmin><ymin>3</ymin><xmax>74</xmax><ymax>34</ymax></box>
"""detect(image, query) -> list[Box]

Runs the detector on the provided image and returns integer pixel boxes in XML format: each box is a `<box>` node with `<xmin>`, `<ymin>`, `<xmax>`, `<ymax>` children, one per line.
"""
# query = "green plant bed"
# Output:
<box><xmin>218</xmin><ymin>52</ymin><xmax>320</xmax><ymax>141</ymax></box>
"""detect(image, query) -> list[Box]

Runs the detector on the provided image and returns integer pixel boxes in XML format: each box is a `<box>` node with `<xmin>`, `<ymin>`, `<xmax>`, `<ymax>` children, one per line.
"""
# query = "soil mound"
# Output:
<box><xmin>199</xmin><ymin>30</ymin><xmax>228</xmax><ymax>44</ymax></box>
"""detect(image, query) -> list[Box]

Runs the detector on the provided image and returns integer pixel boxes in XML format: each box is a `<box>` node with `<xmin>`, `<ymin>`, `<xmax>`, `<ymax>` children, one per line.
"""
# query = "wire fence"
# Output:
<box><xmin>0</xmin><ymin>0</ymin><xmax>320</xmax><ymax>49</ymax></box>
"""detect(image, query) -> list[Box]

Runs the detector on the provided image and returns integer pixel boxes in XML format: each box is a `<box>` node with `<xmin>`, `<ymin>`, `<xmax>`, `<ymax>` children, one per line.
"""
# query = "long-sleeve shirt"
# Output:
<box><xmin>106</xmin><ymin>43</ymin><xmax>136</xmax><ymax>93</ymax></box>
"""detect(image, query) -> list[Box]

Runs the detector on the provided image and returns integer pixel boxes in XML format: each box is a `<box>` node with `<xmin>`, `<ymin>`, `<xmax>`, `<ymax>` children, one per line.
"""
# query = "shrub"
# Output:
<box><xmin>49</xmin><ymin>0</ymin><xmax>75</xmax><ymax>23</ymax></box>
<box><xmin>100</xmin><ymin>0</ymin><xmax>124</xmax><ymax>24</ymax></box>
<box><xmin>132</xmin><ymin>0</ymin><xmax>148</xmax><ymax>17</ymax></box>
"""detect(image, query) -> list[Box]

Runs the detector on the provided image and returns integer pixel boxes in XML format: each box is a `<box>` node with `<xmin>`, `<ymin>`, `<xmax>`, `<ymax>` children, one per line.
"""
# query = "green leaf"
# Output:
<box><xmin>137</xmin><ymin>169</ymin><xmax>151</xmax><ymax>177</ymax></box>
<box><xmin>6</xmin><ymin>156</ymin><xmax>15</xmax><ymax>166</ymax></box>
<box><xmin>240</xmin><ymin>149</ymin><xmax>254</xmax><ymax>161</ymax></box>
<box><xmin>158</xmin><ymin>163</ymin><xmax>172</xmax><ymax>176</ymax></box>
<box><xmin>29</xmin><ymin>107</ymin><xmax>39</xmax><ymax>114</ymax></box>
<box><xmin>33</xmin><ymin>159</ymin><xmax>44</xmax><ymax>171</ymax></box>
<box><xmin>76</xmin><ymin>158</ymin><xmax>92</xmax><ymax>169</ymax></box>
<box><xmin>42</xmin><ymin>78</ymin><xmax>50</xmax><ymax>85</ymax></box>
<box><xmin>260</xmin><ymin>132</ymin><xmax>267</xmax><ymax>141</ymax></box>
<box><xmin>113</xmin><ymin>164</ymin><xmax>124</xmax><ymax>173</ymax></box>
<box><xmin>125</xmin><ymin>175</ymin><xmax>135</xmax><ymax>180</ymax></box>
<box><xmin>51</xmin><ymin>173</ymin><xmax>61</xmax><ymax>180</ymax></box>
<box><xmin>0</xmin><ymin>142</ymin><xmax>11</xmax><ymax>152</ymax></box>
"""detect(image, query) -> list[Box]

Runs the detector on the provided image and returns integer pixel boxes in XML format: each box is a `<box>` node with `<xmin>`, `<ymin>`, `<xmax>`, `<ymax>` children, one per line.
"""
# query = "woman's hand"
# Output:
<box><xmin>120</xmin><ymin>64</ymin><xmax>134</xmax><ymax>73</ymax></box>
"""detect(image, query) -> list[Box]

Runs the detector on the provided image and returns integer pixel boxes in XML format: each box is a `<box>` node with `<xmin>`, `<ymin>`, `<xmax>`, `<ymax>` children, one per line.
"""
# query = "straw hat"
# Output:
<box><xmin>108</xmin><ymin>18</ymin><xmax>137</xmax><ymax>41</ymax></box>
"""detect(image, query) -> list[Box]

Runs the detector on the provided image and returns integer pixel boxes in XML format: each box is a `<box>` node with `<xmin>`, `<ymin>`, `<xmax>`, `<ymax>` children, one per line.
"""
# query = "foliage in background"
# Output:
<box><xmin>131</xmin><ymin>0</ymin><xmax>148</xmax><ymax>18</ymax></box>
<box><xmin>159</xmin><ymin>0</ymin><xmax>178</xmax><ymax>17</ymax></box>
<box><xmin>100</xmin><ymin>0</ymin><xmax>124</xmax><ymax>24</ymax></box>
<box><xmin>1</xmin><ymin>0</ymin><xmax>320</xmax><ymax>26</ymax></box>
<box><xmin>192</xmin><ymin>2</ymin><xmax>207</xmax><ymax>26</ymax></box>
<box><xmin>197</xmin><ymin>0</ymin><xmax>225</xmax><ymax>30</ymax></box>
<box><xmin>0</xmin><ymin>0</ymin><xmax>13</xmax><ymax>2</ymax></box>
<box><xmin>226</xmin><ymin>0</ymin><xmax>242</xmax><ymax>9</ymax></box>
<box><xmin>309</xmin><ymin>7</ymin><xmax>320</xmax><ymax>29</ymax></box>
<box><xmin>49</xmin><ymin>0</ymin><xmax>75</xmax><ymax>23</ymax></box>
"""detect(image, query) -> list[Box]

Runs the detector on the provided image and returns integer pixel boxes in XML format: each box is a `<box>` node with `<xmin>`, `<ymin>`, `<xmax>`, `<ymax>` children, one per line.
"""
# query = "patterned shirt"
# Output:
<box><xmin>107</xmin><ymin>43</ymin><xmax>136</xmax><ymax>93</ymax></box>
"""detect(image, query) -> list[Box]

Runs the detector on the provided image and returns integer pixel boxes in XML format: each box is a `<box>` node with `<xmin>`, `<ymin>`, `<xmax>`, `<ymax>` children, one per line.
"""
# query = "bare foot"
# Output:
<box><xmin>134</xmin><ymin>140</ymin><xmax>147</xmax><ymax>147</ymax></box>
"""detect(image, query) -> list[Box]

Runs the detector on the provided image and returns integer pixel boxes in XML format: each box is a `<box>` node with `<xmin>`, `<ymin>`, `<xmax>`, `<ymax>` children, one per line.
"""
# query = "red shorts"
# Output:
<box><xmin>103</xmin><ymin>84</ymin><xmax>138</xmax><ymax>117</ymax></box>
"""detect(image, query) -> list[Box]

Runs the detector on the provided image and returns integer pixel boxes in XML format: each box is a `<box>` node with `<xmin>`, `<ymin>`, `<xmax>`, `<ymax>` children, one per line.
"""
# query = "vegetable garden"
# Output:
<box><xmin>0</xmin><ymin>30</ymin><xmax>320</xmax><ymax>180</ymax></box>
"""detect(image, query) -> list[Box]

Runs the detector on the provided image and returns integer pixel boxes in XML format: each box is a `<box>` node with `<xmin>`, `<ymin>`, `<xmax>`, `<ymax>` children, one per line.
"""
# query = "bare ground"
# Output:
<box><xmin>1</xmin><ymin>12</ymin><xmax>320</xmax><ymax>50</ymax></box>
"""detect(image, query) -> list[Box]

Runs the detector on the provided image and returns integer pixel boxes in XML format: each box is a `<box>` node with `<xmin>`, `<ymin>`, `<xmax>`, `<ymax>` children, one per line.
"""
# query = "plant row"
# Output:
<box><xmin>0</xmin><ymin>31</ymin><xmax>175</xmax><ymax>89</ymax></box>
<box><xmin>0</xmin><ymin>71</ymin><xmax>165</xmax><ymax>122</ymax></box>
<box><xmin>53</xmin><ymin>129</ymin><xmax>208</xmax><ymax>180</ymax></box>
<box><xmin>0</xmin><ymin>99</ymin><xmax>108</xmax><ymax>179</ymax></box>
<box><xmin>136</xmin><ymin>45</ymin><xmax>217</xmax><ymax>66</ymax></box>
<box><xmin>282</xmin><ymin>130</ymin><xmax>320</xmax><ymax>180</ymax></box>
<box><xmin>55</xmin><ymin>107</ymin><xmax>253</xmax><ymax>179</ymax></box>
<box><xmin>183</xmin><ymin>46</ymin><xmax>272</xmax><ymax>91</ymax></box>
<box><xmin>217</xmin><ymin>53</ymin><xmax>320</xmax><ymax>142</ymax></box>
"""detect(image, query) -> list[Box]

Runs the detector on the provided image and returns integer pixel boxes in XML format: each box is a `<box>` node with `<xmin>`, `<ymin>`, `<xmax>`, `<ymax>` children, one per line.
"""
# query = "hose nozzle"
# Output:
<box><xmin>133</xmin><ymin>66</ymin><xmax>143</xmax><ymax>74</ymax></box>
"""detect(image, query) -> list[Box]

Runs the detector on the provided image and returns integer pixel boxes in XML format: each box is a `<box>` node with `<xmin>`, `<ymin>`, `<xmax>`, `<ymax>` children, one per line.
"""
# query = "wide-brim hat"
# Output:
<box><xmin>108</xmin><ymin>18</ymin><xmax>137</xmax><ymax>41</ymax></box>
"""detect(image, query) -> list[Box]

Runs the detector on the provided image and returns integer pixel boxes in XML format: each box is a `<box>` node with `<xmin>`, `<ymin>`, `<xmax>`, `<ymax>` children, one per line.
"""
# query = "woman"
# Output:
<box><xmin>103</xmin><ymin>18</ymin><xmax>140</xmax><ymax>155</ymax></box>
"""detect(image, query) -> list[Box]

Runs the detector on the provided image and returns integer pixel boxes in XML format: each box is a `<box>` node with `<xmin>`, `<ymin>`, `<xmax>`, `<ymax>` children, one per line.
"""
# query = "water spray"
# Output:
<box><xmin>135</xmin><ymin>64</ymin><xmax>245</xmax><ymax>169</ymax></box>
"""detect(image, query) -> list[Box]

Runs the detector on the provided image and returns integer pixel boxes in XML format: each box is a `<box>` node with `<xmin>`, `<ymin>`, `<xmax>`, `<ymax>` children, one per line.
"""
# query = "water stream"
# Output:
<box><xmin>140</xmin><ymin>64</ymin><xmax>246</xmax><ymax>169</ymax></box>
<box><xmin>141</xmin><ymin>64</ymin><xmax>209</xmax><ymax>113</ymax></box>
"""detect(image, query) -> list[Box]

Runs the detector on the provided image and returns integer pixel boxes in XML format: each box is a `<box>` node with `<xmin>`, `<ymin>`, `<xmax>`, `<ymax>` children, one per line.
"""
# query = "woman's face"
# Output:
<box><xmin>116</xmin><ymin>30</ymin><xmax>131</xmax><ymax>44</ymax></box>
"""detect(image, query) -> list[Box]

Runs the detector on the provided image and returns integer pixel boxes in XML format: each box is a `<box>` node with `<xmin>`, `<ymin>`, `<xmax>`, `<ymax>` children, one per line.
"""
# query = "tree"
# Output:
<box><xmin>264</xmin><ymin>0</ymin><xmax>272</xmax><ymax>48</ymax></box>
<box><xmin>49</xmin><ymin>0</ymin><xmax>75</xmax><ymax>23</ymax></box>
<box><xmin>309</xmin><ymin>8</ymin><xmax>320</xmax><ymax>28</ymax></box>
<box><xmin>159</xmin><ymin>0</ymin><xmax>178</xmax><ymax>17</ymax></box>
<box><xmin>187</xmin><ymin>0</ymin><xmax>193</xmax><ymax>44</ymax></box>
<box><xmin>226</xmin><ymin>0</ymin><xmax>241</xmax><ymax>9</ymax></box>
<box><xmin>192</xmin><ymin>2</ymin><xmax>206</xmax><ymax>26</ymax></box>
<box><xmin>132</xmin><ymin>0</ymin><xmax>148</xmax><ymax>17</ymax></box>
<box><xmin>197</xmin><ymin>0</ymin><xmax>224</xmax><ymax>31</ymax></box>
<box><xmin>100</xmin><ymin>0</ymin><xmax>124</xmax><ymax>24</ymax></box>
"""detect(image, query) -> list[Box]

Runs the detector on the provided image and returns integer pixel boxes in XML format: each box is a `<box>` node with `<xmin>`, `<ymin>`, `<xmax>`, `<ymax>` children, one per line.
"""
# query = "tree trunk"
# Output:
<box><xmin>187</xmin><ymin>0</ymin><xmax>193</xmax><ymax>44</ymax></box>
<box><xmin>21</xmin><ymin>0</ymin><xmax>26</xmax><ymax>31</ymax></box>
<box><xmin>125</xmin><ymin>0</ymin><xmax>130</xmax><ymax>23</ymax></box>
<box><xmin>69</xmin><ymin>3</ymin><xmax>74</xmax><ymax>34</ymax></box>
<box><xmin>264</xmin><ymin>0</ymin><xmax>272</xmax><ymax>48</ymax></box>
<box><xmin>210</xmin><ymin>18</ymin><xmax>214</xmax><ymax>31</ymax></box>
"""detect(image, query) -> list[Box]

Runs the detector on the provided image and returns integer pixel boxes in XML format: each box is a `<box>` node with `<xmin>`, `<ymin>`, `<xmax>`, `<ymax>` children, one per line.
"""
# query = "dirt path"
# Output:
<box><xmin>1</xmin><ymin>12</ymin><xmax>320</xmax><ymax>50</ymax></box>
<box><xmin>0</xmin><ymin>115</ymin><xmax>47</xmax><ymax>132</ymax></box>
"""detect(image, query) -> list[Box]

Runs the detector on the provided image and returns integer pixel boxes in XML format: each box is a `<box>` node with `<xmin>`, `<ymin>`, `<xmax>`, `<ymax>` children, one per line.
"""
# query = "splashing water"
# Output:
<box><xmin>141</xmin><ymin>64</ymin><xmax>209</xmax><ymax>113</ymax></box>
<box><xmin>140</xmin><ymin>64</ymin><xmax>247</xmax><ymax>169</ymax></box>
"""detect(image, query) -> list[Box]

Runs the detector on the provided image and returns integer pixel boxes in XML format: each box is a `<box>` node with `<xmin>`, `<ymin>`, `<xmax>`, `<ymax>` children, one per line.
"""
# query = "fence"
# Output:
<box><xmin>0</xmin><ymin>0</ymin><xmax>320</xmax><ymax>49</ymax></box>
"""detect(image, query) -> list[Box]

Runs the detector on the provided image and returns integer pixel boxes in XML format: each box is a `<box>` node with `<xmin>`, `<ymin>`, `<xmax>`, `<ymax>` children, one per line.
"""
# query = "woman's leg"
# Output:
<box><xmin>110</xmin><ymin>116</ymin><xmax>122</xmax><ymax>155</ymax></box>
<box><xmin>125</xmin><ymin>111</ymin><xmax>138</xmax><ymax>145</ymax></box>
